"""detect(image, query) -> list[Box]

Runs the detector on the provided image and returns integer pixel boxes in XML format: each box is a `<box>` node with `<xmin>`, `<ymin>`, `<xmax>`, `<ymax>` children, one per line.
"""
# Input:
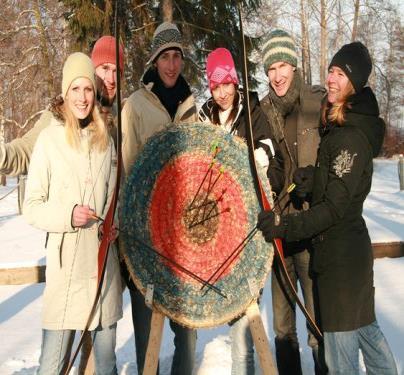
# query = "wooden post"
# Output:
<box><xmin>246</xmin><ymin>302</ymin><xmax>278</xmax><ymax>375</ymax></box>
<box><xmin>143</xmin><ymin>311</ymin><xmax>165</xmax><ymax>375</ymax></box>
<box><xmin>17</xmin><ymin>175</ymin><xmax>26</xmax><ymax>215</ymax></box>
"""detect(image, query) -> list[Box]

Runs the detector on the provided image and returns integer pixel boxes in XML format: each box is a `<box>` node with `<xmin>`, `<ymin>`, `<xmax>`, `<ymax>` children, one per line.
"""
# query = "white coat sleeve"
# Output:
<box><xmin>23</xmin><ymin>132</ymin><xmax>77</xmax><ymax>233</ymax></box>
<box><xmin>121</xmin><ymin>98</ymin><xmax>141</xmax><ymax>179</ymax></box>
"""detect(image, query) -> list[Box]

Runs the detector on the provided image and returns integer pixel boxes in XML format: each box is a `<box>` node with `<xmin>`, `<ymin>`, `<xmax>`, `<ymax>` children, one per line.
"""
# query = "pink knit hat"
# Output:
<box><xmin>206</xmin><ymin>48</ymin><xmax>239</xmax><ymax>91</ymax></box>
<box><xmin>91</xmin><ymin>36</ymin><xmax>124</xmax><ymax>73</ymax></box>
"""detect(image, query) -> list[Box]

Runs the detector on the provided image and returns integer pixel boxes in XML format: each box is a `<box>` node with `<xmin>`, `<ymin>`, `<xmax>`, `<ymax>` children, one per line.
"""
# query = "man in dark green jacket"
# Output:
<box><xmin>258</xmin><ymin>41</ymin><xmax>397</xmax><ymax>375</ymax></box>
<box><xmin>259</xmin><ymin>29</ymin><xmax>326</xmax><ymax>375</ymax></box>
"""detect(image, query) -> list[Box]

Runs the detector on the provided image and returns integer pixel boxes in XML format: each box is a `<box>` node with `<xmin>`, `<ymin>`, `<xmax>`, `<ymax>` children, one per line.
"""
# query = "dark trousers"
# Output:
<box><xmin>271</xmin><ymin>248</ymin><xmax>326</xmax><ymax>374</ymax></box>
<box><xmin>129</xmin><ymin>286</ymin><xmax>197</xmax><ymax>375</ymax></box>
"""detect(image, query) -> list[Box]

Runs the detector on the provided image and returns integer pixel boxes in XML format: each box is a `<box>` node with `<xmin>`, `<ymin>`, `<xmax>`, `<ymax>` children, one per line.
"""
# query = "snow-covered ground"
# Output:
<box><xmin>1</xmin><ymin>158</ymin><xmax>403</xmax><ymax>374</ymax></box>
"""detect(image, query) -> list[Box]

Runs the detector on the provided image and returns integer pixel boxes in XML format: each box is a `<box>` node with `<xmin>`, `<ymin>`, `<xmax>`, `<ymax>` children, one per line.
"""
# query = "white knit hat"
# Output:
<box><xmin>147</xmin><ymin>22</ymin><xmax>184</xmax><ymax>64</ymax></box>
<box><xmin>62</xmin><ymin>52</ymin><xmax>96</xmax><ymax>99</ymax></box>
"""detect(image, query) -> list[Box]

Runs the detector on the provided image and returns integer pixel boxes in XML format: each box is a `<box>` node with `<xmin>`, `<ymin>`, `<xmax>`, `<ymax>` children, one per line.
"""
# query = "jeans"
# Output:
<box><xmin>324</xmin><ymin>321</ymin><xmax>398</xmax><ymax>375</ymax></box>
<box><xmin>272</xmin><ymin>247</ymin><xmax>323</xmax><ymax>374</ymax></box>
<box><xmin>37</xmin><ymin>324</ymin><xmax>117</xmax><ymax>375</ymax></box>
<box><xmin>130</xmin><ymin>286</ymin><xmax>197</xmax><ymax>375</ymax></box>
<box><xmin>230</xmin><ymin>314</ymin><xmax>255</xmax><ymax>375</ymax></box>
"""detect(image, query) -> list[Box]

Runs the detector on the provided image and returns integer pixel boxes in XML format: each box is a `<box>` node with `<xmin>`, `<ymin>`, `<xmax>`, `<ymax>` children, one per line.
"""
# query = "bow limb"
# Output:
<box><xmin>236</xmin><ymin>2</ymin><xmax>322</xmax><ymax>342</ymax></box>
<box><xmin>96</xmin><ymin>0</ymin><xmax>123</xmax><ymax>282</ymax></box>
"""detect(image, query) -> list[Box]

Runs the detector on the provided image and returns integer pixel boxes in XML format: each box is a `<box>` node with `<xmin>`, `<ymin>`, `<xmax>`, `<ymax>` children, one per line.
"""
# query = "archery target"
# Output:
<box><xmin>120</xmin><ymin>122</ymin><xmax>274</xmax><ymax>328</ymax></box>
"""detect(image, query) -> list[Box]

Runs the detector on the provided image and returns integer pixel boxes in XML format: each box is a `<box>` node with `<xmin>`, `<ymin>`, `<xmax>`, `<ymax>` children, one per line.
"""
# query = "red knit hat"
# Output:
<box><xmin>206</xmin><ymin>48</ymin><xmax>239</xmax><ymax>91</ymax></box>
<box><xmin>91</xmin><ymin>36</ymin><xmax>124</xmax><ymax>73</ymax></box>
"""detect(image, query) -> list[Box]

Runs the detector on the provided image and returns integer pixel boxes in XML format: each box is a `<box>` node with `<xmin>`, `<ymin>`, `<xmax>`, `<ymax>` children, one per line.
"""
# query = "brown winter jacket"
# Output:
<box><xmin>260</xmin><ymin>83</ymin><xmax>325</xmax><ymax>214</ymax></box>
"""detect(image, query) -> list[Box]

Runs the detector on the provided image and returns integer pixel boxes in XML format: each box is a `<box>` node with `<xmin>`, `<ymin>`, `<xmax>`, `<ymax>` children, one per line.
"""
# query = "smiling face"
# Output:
<box><xmin>211</xmin><ymin>83</ymin><xmax>236</xmax><ymax>111</ymax></box>
<box><xmin>65</xmin><ymin>77</ymin><xmax>95</xmax><ymax>120</ymax></box>
<box><xmin>155</xmin><ymin>49</ymin><xmax>183</xmax><ymax>88</ymax></box>
<box><xmin>267</xmin><ymin>61</ymin><xmax>295</xmax><ymax>97</ymax></box>
<box><xmin>95</xmin><ymin>62</ymin><xmax>117</xmax><ymax>104</ymax></box>
<box><xmin>326</xmin><ymin>66</ymin><xmax>352</xmax><ymax>104</ymax></box>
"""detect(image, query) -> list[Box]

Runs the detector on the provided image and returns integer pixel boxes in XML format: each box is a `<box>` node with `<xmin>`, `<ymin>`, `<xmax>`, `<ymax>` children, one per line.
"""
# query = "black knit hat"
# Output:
<box><xmin>328</xmin><ymin>41</ymin><xmax>372</xmax><ymax>93</ymax></box>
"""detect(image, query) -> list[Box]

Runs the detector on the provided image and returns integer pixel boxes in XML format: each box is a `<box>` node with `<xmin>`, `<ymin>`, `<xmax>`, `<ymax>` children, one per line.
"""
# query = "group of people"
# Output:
<box><xmin>0</xmin><ymin>18</ymin><xmax>398</xmax><ymax>375</ymax></box>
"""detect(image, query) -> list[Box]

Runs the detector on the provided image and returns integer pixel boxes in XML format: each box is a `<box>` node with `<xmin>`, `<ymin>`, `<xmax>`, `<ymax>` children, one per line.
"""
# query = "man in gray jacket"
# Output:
<box><xmin>260</xmin><ymin>29</ymin><xmax>326</xmax><ymax>375</ymax></box>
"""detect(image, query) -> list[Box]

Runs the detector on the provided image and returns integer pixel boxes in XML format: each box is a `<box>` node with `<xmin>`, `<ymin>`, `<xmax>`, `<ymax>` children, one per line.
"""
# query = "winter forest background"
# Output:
<box><xmin>0</xmin><ymin>0</ymin><xmax>403</xmax><ymax>178</ymax></box>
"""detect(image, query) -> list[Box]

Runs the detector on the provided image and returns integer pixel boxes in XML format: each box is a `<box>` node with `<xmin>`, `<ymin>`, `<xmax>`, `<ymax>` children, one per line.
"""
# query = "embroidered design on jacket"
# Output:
<box><xmin>333</xmin><ymin>150</ymin><xmax>357</xmax><ymax>177</ymax></box>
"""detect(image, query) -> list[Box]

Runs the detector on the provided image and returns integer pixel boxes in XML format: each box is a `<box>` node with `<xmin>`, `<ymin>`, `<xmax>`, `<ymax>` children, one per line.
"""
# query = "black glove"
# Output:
<box><xmin>293</xmin><ymin>165</ymin><xmax>315</xmax><ymax>199</ymax></box>
<box><xmin>257</xmin><ymin>210</ymin><xmax>288</xmax><ymax>243</ymax></box>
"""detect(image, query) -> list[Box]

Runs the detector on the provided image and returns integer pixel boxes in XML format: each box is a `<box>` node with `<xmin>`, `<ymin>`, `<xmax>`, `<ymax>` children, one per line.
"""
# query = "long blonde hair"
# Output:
<box><xmin>322</xmin><ymin>80</ymin><xmax>355</xmax><ymax>126</ymax></box>
<box><xmin>61</xmin><ymin>100</ymin><xmax>109</xmax><ymax>152</ymax></box>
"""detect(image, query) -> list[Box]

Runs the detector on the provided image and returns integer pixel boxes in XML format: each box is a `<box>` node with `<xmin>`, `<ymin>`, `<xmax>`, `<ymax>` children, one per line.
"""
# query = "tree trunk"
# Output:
<box><xmin>104</xmin><ymin>0</ymin><xmax>113</xmax><ymax>35</ymax></box>
<box><xmin>32</xmin><ymin>0</ymin><xmax>55</xmax><ymax>98</ymax></box>
<box><xmin>352</xmin><ymin>0</ymin><xmax>360</xmax><ymax>41</ymax></box>
<box><xmin>0</xmin><ymin>119</ymin><xmax>5</xmax><ymax>187</ymax></box>
<box><xmin>160</xmin><ymin>0</ymin><xmax>173</xmax><ymax>22</ymax></box>
<box><xmin>17</xmin><ymin>175</ymin><xmax>26</xmax><ymax>215</ymax></box>
<box><xmin>319</xmin><ymin>0</ymin><xmax>327</xmax><ymax>85</ymax></box>
<box><xmin>300</xmin><ymin>0</ymin><xmax>312</xmax><ymax>84</ymax></box>
<box><xmin>335</xmin><ymin>0</ymin><xmax>343</xmax><ymax>49</ymax></box>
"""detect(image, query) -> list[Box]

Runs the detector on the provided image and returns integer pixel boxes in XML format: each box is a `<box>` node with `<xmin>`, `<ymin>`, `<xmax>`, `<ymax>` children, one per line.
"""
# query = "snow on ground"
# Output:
<box><xmin>0</xmin><ymin>158</ymin><xmax>403</xmax><ymax>374</ymax></box>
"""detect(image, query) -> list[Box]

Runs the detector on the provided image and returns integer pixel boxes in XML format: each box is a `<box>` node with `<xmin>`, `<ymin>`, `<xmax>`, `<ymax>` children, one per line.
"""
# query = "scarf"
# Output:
<box><xmin>143</xmin><ymin>67</ymin><xmax>192</xmax><ymax>120</ymax></box>
<box><xmin>265</xmin><ymin>69</ymin><xmax>302</xmax><ymax>140</ymax></box>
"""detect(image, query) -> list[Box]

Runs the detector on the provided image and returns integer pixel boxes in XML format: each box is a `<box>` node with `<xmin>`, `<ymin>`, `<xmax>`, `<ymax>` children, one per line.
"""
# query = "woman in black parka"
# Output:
<box><xmin>257</xmin><ymin>42</ymin><xmax>397</xmax><ymax>374</ymax></box>
<box><xmin>199</xmin><ymin>47</ymin><xmax>284</xmax><ymax>375</ymax></box>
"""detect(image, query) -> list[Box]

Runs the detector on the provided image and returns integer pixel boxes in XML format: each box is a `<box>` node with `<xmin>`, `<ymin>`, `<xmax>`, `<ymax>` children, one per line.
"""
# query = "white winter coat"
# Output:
<box><xmin>23</xmin><ymin>116</ymin><xmax>122</xmax><ymax>330</ymax></box>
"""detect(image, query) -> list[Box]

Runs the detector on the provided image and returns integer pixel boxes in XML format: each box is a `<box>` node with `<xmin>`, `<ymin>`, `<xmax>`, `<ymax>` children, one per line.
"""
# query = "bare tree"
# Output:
<box><xmin>161</xmin><ymin>0</ymin><xmax>174</xmax><ymax>22</ymax></box>
<box><xmin>319</xmin><ymin>0</ymin><xmax>328</xmax><ymax>85</ymax></box>
<box><xmin>352</xmin><ymin>0</ymin><xmax>360</xmax><ymax>41</ymax></box>
<box><xmin>0</xmin><ymin>1</ymin><xmax>70</xmax><ymax>136</ymax></box>
<box><xmin>300</xmin><ymin>0</ymin><xmax>312</xmax><ymax>84</ymax></box>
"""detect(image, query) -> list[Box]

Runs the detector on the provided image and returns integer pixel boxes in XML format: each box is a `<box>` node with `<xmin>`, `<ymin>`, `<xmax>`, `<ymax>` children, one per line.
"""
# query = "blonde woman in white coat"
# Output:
<box><xmin>23</xmin><ymin>52</ymin><xmax>122</xmax><ymax>375</ymax></box>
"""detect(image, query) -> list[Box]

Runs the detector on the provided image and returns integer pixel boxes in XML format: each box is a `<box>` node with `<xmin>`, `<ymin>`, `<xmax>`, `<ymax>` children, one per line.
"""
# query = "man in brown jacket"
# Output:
<box><xmin>260</xmin><ymin>29</ymin><xmax>326</xmax><ymax>375</ymax></box>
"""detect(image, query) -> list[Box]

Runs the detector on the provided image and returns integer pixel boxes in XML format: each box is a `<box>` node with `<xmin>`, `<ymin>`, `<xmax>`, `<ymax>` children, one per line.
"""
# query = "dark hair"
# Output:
<box><xmin>211</xmin><ymin>89</ymin><xmax>240</xmax><ymax>126</ymax></box>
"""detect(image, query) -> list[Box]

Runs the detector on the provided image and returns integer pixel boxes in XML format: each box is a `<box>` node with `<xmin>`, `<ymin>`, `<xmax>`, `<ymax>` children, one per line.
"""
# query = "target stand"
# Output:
<box><xmin>120</xmin><ymin>123</ymin><xmax>277</xmax><ymax>374</ymax></box>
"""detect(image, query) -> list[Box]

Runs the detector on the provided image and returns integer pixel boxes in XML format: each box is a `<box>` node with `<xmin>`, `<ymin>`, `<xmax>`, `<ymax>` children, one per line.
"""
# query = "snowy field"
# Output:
<box><xmin>0</xmin><ymin>158</ymin><xmax>403</xmax><ymax>374</ymax></box>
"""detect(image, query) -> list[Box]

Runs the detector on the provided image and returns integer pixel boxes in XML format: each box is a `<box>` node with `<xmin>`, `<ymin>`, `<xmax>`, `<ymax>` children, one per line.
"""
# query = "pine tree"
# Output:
<box><xmin>60</xmin><ymin>0</ymin><xmax>263</xmax><ymax>94</ymax></box>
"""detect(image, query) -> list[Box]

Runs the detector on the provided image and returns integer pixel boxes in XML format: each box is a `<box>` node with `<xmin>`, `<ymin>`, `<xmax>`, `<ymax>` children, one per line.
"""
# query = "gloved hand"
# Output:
<box><xmin>257</xmin><ymin>210</ymin><xmax>287</xmax><ymax>243</ymax></box>
<box><xmin>293</xmin><ymin>165</ymin><xmax>315</xmax><ymax>199</ymax></box>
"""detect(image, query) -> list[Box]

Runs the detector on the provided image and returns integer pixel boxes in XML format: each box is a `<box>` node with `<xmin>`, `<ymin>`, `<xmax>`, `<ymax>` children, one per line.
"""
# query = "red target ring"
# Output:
<box><xmin>149</xmin><ymin>153</ymin><xmax>248</xmax><ymax>283</ymax></box>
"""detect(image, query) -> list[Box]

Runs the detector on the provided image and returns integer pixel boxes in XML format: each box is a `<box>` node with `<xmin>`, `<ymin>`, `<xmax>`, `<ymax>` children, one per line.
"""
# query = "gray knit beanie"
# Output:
<box><xmin>147</xmin><ymin>22</ymin><xmax>184</xmax><ymax>64</ymax></box>
<box><xmin>262</xmin><ymin>29</ymin><xmax>298</xmax><ymax>73</ymax></box>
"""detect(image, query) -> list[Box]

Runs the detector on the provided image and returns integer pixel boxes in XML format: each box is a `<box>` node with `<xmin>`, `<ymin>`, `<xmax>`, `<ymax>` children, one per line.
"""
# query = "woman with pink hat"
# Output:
<box><xmin>199</xmin><ymin>47</ymin><xmax>284</xmax><ymax>375</ymax></box>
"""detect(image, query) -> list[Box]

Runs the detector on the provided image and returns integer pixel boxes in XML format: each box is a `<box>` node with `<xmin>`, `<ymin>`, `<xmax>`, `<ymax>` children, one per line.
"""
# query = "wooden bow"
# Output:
<box><xmin>236</xmin><ymin>1</ymin><xmax>322</xmax><ymax>342</ymax></box>
<box><xmin>64</xmin><ymin>1</ymin><xmax>124</xmax><ymax>373</ymax></box>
